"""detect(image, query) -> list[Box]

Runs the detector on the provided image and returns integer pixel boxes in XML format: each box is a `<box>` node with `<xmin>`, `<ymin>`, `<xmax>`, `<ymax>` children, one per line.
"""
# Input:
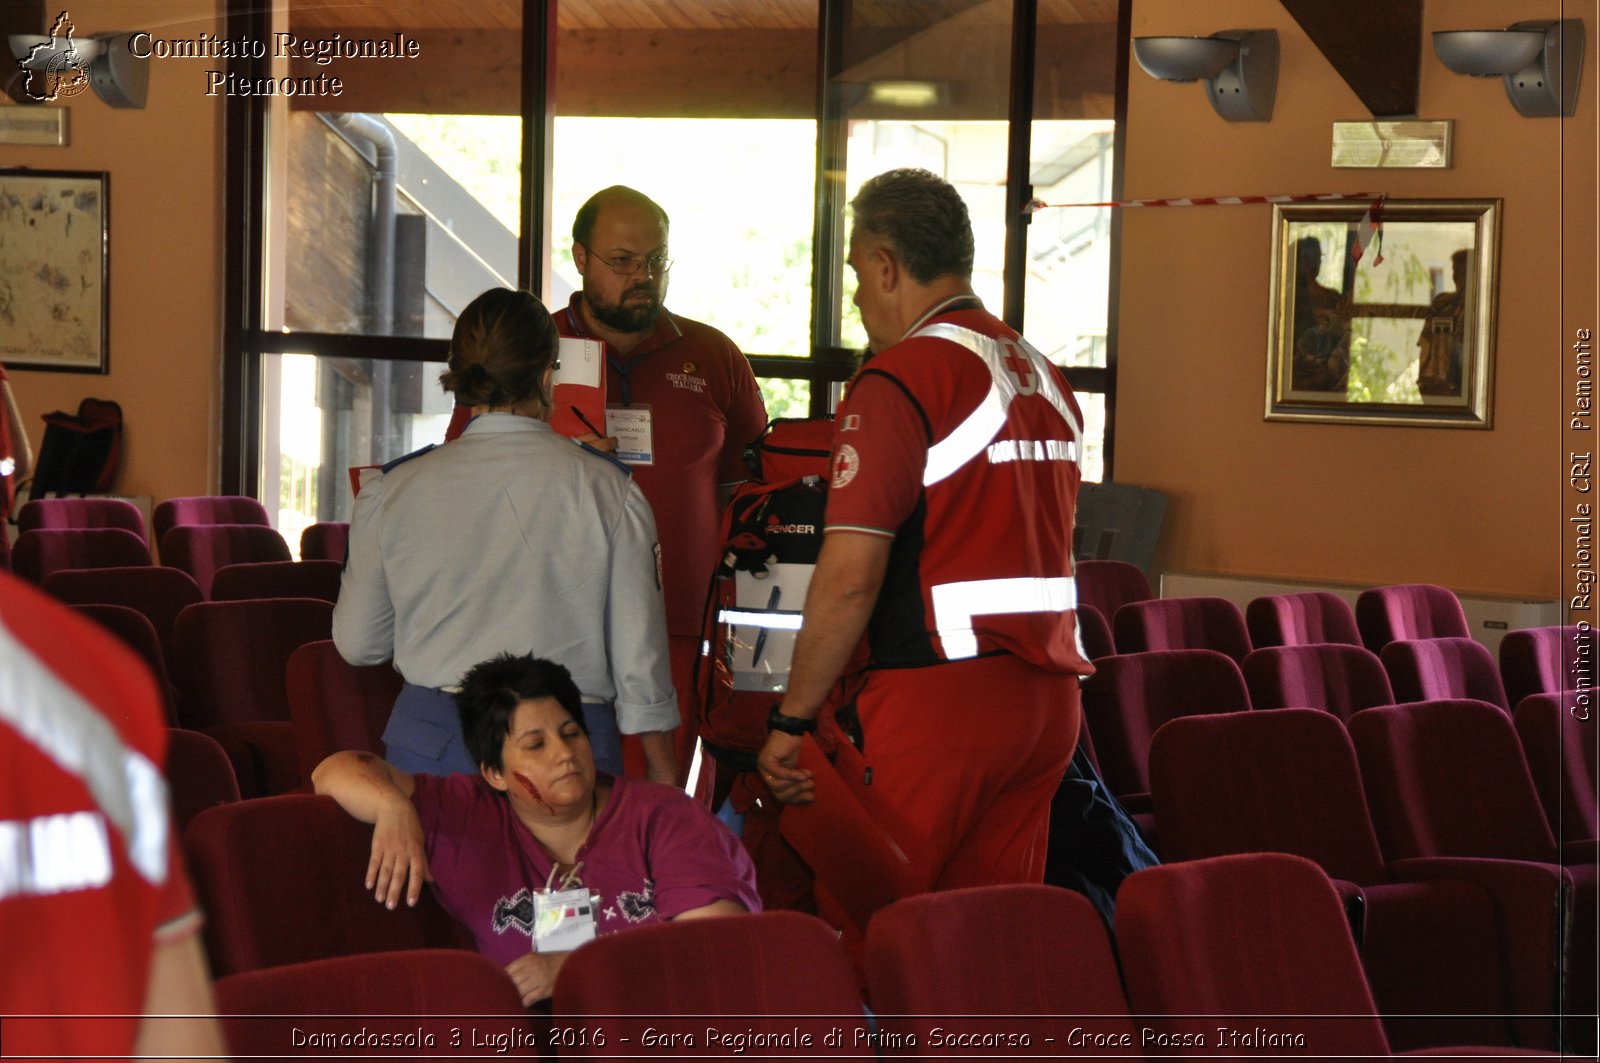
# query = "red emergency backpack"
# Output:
<box><xmin>695</xmin><ymin>418</ymin><xmax>864</xmax><ymax>770</ymax></box>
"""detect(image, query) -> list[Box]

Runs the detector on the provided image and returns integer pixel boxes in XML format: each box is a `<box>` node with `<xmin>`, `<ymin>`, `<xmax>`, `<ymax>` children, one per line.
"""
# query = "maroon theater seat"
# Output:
<box><xmin>298</xmin><ymin>520</ymin><xmax>349</xmax><ymax>563</ymax></box>
<box><xmin>1356</xmin><ymin>582</ymin><xmax>1471</xmax><ymax>652</ymax></box>
<box><xmin>210</xmin><ymin>559</ymin><xmax>342</xmax><ymax>603</ymax></box>
<box><xmin>1076</xmin><ymin>602</ymin><xmax>1116</xmax><ymax>661</ymax></box>
<box><xmin>1113</xmin><ymin>595</ymin><xmax>1252</xmax><ymax>663</ymax></box>
<box><xmin>1149</xmin><ymin>709</ymin><xmax>1522</xmax><ymax>1049</ymax></box>
<box><xmin>159</xmin><ymin>523</ymin><xmax>291</xmax><ymax>598</ymax></box>
<box><xmin>865</xmin><ymin>885</ymin><xmax>1136</xmax><ymax>1051</ymax></box>
<box><xmin>1351</xmin><ymin>699</ymin><xmax>1597</xmax><ymax>1051</ymax></box>
<box><xmin>285</xmin><ymin>640</ymin><xmax>402</xmax><ymax>782</ymax></box>
<box><xmin>17</xmin><ymin>496</ymin><xmax>147</xmax><ymax>542</ymax></box>
<box><xmin>215</xmin><ymin>950</ymin><xmax>531</xmax><ymax>1063</ymax></box>
<box><xmin>1245</xmin><ymin>590</ymin><xmax>1361</xmax><ymax>648</ymax></box>
<box><xmin>1381</xmin><ymin>637</ymin><xmax>1510</xmax><ymax>711</ymax></box>
<box><xmin>1075</xmin><ymin>559</ymin><xmax>1153</xmax><ymax>625</ymax></box>
<box><xmin>11</xmin><ymin>527</ymin><xmax>151</xmax><ymax>583</ymax></box>
<box><xmin>1514</xmin><ymin>691</ymin><xmax>1599</xmax><ymax>845</ymax></box>
<box><xmin>552</xmin><ymin>912</ymin><xmax>861</xmax><ymax>1056</ymax></box>
<box><xmin>41</xmin><ymin>565</ymin><xmax>202</xmax><ymax>673</ymax></box>
<box><xmin>169</xmin><ymin>597</ymin><xmax>333</xmax><ymax>796</ymax></box>
<box><xmin>71</xmin><ymin>603</ymin><xmax>178</xmax><ymax>724</ymax></box>
<box><xmin>1500</xmin><ymin>625</ymin><xmax>1593</xmax><ymax>708</ymax></box>
<box><xmin>152</xmin><ymin>494</ymin><xmax>271</xmax><ymax>545</ymax></box>
<box><xmin>185</xmin><ymin>794</ymin><xmax>473</xmax><ymax>977</ymax></box>
<box><xmin>1116</xmin><ymin>853</ymin><xmax>1395</xmax><ymax>1057</ymax></box>
<box><xmin>1243</xmin><ymin>643</ymin><xmax>1395</xmax><ymax>722</ymax></box>
<box><xmin>1079</xmin><ymin>648</ymin><xmax>1249</xmax><ymax>815</ymax></box>
<box><xmin>165</xmin><ymin>727</ymin><xmax>240</xmax><ymax>834</ymax></box>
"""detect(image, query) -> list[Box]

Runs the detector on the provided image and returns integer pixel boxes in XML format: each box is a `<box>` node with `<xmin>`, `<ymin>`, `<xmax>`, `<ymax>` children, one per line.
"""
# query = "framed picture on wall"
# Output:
<box><xmin>1265</xmin><ymin>198</ymin><xmax>1500</xmax><ymax>428</ymax></box>
<box><xmin>0</xmin><ymin>169</ymin><xmax>109</xmax><ymax>373</ymax></box>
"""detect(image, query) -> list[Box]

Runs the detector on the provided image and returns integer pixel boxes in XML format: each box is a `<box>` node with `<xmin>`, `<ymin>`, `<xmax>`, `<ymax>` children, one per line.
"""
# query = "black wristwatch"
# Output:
<box><xmin>766</xmin><ymin>704</ymin><xmax>818</xmax><ymax>736</ymax></box>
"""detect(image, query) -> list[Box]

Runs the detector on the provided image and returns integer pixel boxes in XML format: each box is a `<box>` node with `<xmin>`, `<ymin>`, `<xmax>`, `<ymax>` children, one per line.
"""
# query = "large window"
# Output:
<box><xmin>232</xmin><ymin>0</ymin><xmax>1124</xmax><ymax>532</ymax></box>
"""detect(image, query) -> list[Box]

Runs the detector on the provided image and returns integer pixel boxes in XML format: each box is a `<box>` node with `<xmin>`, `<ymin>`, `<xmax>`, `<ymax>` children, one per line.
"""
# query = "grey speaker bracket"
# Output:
<box><xmin>1503</xmin><ymin>19</ymin><xmax>1584</xmax><ymax>118</ymax></box>
<box><xmin>1204</xmin><ymin>29</ymin><xmax>1278</xmax><ymax>122</ymax></box>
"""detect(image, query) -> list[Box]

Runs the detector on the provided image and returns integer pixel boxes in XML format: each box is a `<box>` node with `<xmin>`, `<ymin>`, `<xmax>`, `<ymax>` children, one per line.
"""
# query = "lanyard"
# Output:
<box><xmin>901</xmin><ymin>293</ymin><xmax>984</xmax><ymax>341</ymax></box>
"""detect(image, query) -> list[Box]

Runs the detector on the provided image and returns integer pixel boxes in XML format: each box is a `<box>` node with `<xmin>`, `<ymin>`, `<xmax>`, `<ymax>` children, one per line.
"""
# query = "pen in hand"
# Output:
<box><xmin>569</xmin><ymin>405</ymin><xmax>605</xmax><ymax>438</ymax></box>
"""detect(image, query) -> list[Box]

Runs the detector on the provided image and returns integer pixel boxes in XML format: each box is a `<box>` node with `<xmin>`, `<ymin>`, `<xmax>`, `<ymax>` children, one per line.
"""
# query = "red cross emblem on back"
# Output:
<box><xmin>1001</xmin><ymin>340</ymin><xmax>1038</xmax><ymax>396</ymax></box>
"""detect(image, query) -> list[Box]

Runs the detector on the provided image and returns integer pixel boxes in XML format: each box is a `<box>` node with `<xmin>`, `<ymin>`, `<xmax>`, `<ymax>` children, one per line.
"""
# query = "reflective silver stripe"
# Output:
<box><xmin>0</xmin><ymin>614</ymin><xmax>170</xmax><ymax>887</ymax></box>
<box><xmin>915</xmin><ymin>323</ymin><xmax>1083</xmax><ymax>487</ymax></box>
<box><xmin>930</xmin><ymin>577</ymin><xmax>1078</xmax><ymax>660</ymax></box>
<box><xmin>717</xmin><ymin>609</ymin><xmax>805</xmax><ymax>631</ymax></box>
<box><xmin>0</xmin><ymin>811</ymin><xmax>113</xmax><ymax>900</ymax></box>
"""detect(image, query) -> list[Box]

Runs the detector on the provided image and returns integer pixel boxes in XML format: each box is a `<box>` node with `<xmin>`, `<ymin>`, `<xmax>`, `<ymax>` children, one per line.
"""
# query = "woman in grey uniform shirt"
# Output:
<box><xmin>332</xmin><ymin>288</ymin><xmax>679</xmax><ymax>783</ymax></box>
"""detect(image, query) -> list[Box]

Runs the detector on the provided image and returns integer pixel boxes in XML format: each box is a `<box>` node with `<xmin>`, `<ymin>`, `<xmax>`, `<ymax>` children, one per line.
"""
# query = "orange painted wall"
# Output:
<box><xmin>1118</xmin><ymin>0</ymin><xmax>1597</xmax><ymax>600</ymax></box>
<box><xmin>3</xmin><ymin>1</ymin><xmax>223</xmax><ymax>504</ymax></box>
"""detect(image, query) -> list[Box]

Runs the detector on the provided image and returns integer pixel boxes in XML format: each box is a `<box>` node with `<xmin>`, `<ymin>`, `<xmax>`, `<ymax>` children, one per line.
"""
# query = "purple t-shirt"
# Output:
<box><xmin>411</xmin><ymin>771</ymin><xmax>761</xmax><ymax>966</ymax></box>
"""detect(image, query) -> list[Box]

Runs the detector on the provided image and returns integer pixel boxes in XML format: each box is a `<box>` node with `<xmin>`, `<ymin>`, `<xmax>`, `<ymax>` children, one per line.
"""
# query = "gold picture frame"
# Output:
<box><xmin>1266</xmin><ymin>198</ymin><xmax>1499</xmax><ymax>428</ymax></box>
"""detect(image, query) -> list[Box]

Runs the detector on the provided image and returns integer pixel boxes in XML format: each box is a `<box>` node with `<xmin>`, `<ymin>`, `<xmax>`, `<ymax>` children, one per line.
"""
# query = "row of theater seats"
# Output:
<box><xmin>1079</xmin><ymin>643</ymin><xmax>1590</xmax><ymax>828</ymax></box>
<box><xmin>197</xmin><ymin>831</ymin><xmax>1569</xmax><ymax>1060</ymax></box>
<box><xmin>4</xmin><ymin>494</ymin><xmax>348</xmax><ymax>594</ymax></box>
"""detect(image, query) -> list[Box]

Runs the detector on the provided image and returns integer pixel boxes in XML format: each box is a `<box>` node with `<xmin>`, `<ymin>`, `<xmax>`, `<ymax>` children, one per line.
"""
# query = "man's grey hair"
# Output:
<box><xmin>850</xmin><ymin>168</ymin><xmax>975</xmax><ymax>284</ymax></box>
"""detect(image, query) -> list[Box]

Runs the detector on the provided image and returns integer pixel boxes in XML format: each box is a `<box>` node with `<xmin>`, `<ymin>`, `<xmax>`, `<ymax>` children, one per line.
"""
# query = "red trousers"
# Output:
<box><xmin>854</xmin><ymin>654</ymin><xmax>1080</xmax><ymax>891</ymax></box>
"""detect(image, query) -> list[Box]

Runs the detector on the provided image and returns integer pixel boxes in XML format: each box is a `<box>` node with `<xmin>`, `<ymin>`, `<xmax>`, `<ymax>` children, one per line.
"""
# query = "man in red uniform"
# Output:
<box><xmin>560</xmin><ymin>186</ymin><xmax>767</xmax><ymax>771</ymax></box>
<box><xmin>757</xmin><ymin>168</ymin><xmax>1091</xmax><ymax>890</ymax></box>
<box><xmin>0</xmin><ymin>570</ymin><xmax>224</xmax><ymax>1057</ymax></box>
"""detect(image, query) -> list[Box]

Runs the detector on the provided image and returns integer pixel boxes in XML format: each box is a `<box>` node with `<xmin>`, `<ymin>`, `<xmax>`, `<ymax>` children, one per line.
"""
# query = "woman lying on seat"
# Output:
<box><xmin>312</xmin><ymin>652</ymin><xmax>760</xmax><ymax>1005</ymax></box>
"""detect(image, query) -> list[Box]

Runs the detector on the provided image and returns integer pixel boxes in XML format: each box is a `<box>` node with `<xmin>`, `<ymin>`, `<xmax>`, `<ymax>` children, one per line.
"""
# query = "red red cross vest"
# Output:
<box><xmin>851</xmin><ymin>318</ymin><xmax>1093</xmax><ymax>675</ymax></box>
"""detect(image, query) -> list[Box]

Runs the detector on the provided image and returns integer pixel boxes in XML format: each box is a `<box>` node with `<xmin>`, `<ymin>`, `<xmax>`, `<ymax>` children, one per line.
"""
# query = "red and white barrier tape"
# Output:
<box><xmin>1024</xmin><ymin>192</ymin><xmax>1381</xmax><ymax>211</ymax></box>
<box><xmin>1026</xmin><ymin>192</ymin><xmax>1387</xmax><ymax>264</ymax></box>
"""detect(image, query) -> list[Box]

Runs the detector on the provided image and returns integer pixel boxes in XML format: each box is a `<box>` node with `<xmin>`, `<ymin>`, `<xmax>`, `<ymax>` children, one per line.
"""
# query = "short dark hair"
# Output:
<box><xmin>454</xmin><ymin>653</ymin><xmax>587</xmax><ymax>773</ymax></box>
<box><xmin>439</xmin><ymin>288</ymin><xmax>558</xmax><ymax>409</ymax></box>
<box><xmin>850</xmin><ymin>168</ymin><xmax>974</xmax><ymax>284</ymax></box>
<box><xmin>572</xmin><ymin>185</ymin><xmax>670</xmax><ymax>248</ymax></box>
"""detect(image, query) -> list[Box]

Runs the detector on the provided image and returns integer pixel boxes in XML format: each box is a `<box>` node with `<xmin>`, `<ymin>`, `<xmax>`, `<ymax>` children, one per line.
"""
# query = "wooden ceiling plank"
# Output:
<box><xmin>1277</xmin><ymin>0</ymin><xmax>1421</xmax><ymax>117</ymax></box>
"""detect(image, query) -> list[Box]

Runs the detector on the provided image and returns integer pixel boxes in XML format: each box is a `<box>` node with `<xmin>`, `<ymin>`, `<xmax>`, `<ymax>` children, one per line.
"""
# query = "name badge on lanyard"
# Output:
<box><xmin>607</xmin><ymin>404</ymin><xmax>655</xmax><ymax>465</ymax></box>
<box><xmin>532</xmin><ymin>887</ymin><xmax>600</xmax><ymax>953</ymax></box>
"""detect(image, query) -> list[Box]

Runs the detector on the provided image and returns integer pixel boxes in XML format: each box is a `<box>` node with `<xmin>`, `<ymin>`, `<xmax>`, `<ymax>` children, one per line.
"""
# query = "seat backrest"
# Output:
<box><xmin>10</xmin><ymin>527</ymin><xmax>151</xmax><ymax>583</ymax></box>
<box><xmin>1075</xmin><ymin>559</ymin><xmax>1154</xmax><ymax>621</ymax></box>
<box><xmin>1243</xmin><ymin>643</ymin><xmax>1394</xmax><ymax>722</ymax></box>
<box><xmin>1113</xmin><ymin>596</ymin><xmax>1252</xmax><ymax>663</ymax></box>
<box><xmin>152</xmin><ymin>495</ymin><xmax>271</xmax><ymax>544</ymax></box>
<box><xmin>1380</xmin><ymin>637</ymin><xmax>1509</xmax><ymax>711</ymax></box>
<box><xmin>1115</xmin><ymin>853</ymin><xmax>1390</xmax><ymax>1056</ymax></box>
<box><xmin>169</xmin><ymin>598</ymin><xmax>334</xmax><ymax>729</ymax></box>
<box><xmin>1077</xmin><ymin>603</ymin><xmax>1116</xmax><ymax>660</ymax></box>
<box><xmin>1080</xmin><ymin>648</ymin><xmax>1250</xmax><ymax>800</ymax></box>
<box><xmin>40</xmin><ymin>565</ymin><xmax>202</xmax><ymax>671</ymax></box>
<box><xmin>285</xmin><ymin>640</ymin><xmax>402</xmax><ymax>781</ymax></box>
<box><xmin>299</xmin><ymin>521</ymin><xmax>350</xmax><ymax>563</ymax></box>
<box><xmin>865</xmin><ymin>884</ymin><xmax>1136</xmax><ymax>1046</ymax></box>
<box><xmin>1349</xmin><ymin>699</ymin><xmax>1557</xmax><ymax>863</ymax></box>
<box><xmin>1500</xmin><ymin>625</ymin><xmax>1590</xmax><ymax>708</ymax></box>
<box><xmin>159</xmin><ymin>523</ymin><xmax>292</xmax><ymax>598</ymax></box>
<box><xmin>215</xmin><ymin>949</ymin><xmax>529</xmax><ymax>1062</ymax></box>
<box><xmin>1245</xmin><ymin>591</ymin><xmax>1361</xmax><ymax>648</ymax></box>
<box><xmin>1356</xmin><ymin>582</ymin><xmax>1470</xmax><ymax>652</ymax></box>
<box><xmin>210</xmin><ymin>559</ymin><xmax>343</xmax><ymax>603</ymax></box>
<box><xmin>1514</xmin><ymin>692</ymin><xmax>1599</xmax><ymax>845</ymax></box>
<box><xmin>552</xmin><ymin>912</ymin><xmax>861</xmax><ymax>1055</ymax></box>
<box><xmin>184</xmin><ymin>794</ymin><xmax>473</xmax><ymax>976</ymax></box>
<box><xmin>165</xmin><ymin>727</ymin><xmax>241</xmax><ymax>834</ymax></box>
<box><xmin>71</xmin><ymin>604</ymin><xmax>177</xmax><ymax>724</ymax></box>
<box><xmin>17</xmin><ymin>496</ymin><xmax>146</xmax><ymax>541</ymax></box>
<box><xmin>1149</xmin><ymin>709</ymin><xmax>1389</xmax><ymax>883</ymax></box>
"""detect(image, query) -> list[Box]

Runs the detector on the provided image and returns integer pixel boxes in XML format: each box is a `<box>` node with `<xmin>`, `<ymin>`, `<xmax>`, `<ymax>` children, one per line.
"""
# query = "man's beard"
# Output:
<box><xmin>585</xmin><ymin>284</ymin><xmax>662</xmax><ymax>334</ymax></box>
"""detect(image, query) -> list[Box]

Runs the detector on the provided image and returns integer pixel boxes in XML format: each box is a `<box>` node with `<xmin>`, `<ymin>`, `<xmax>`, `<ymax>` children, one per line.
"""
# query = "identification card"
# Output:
<box><xmin>532</xmin><ymin>887</ymin><xmax>599</xmax><ymax>953</ymax></box>
<box><xmin>607</xmin><ymin>404</ymin><xmax>654</xmax><ymax>465</ymax></box>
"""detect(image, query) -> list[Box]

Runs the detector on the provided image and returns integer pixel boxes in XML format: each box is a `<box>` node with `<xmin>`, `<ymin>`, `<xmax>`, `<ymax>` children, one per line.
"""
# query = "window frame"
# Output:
<box><xmin>222</xmin><ymin>0</ymin><xmax>1127</xmax><ymax>494</ymax></box>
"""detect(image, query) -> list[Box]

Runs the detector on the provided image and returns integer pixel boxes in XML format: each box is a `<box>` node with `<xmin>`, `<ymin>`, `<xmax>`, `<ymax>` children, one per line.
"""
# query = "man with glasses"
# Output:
<box><xmin>562</xmin><ymin>185</ymin><xmax>767</xmax><ymax>778</ymax></box>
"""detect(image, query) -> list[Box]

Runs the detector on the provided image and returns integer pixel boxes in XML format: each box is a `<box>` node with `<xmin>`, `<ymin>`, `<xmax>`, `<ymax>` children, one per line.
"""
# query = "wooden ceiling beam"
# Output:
<box><xmin>1277</xmin><ymin>0</ymin><xmax>1422</xmax><ymax>117</ymax></box>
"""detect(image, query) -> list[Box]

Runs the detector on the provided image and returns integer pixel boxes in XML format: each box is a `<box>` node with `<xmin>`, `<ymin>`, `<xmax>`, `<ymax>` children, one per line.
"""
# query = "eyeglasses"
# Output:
<box><xmin>579</xmin><ymin>243</ymin><xmax>673</xmax><ymax>277</ymax></box>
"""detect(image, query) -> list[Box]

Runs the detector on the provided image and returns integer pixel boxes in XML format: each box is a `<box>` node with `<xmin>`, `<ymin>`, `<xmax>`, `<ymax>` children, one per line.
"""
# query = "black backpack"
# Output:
<box><xmin>27</xmin><ymin>398</ymin><xmax>123</xmax><ymax>500</ymax></box>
